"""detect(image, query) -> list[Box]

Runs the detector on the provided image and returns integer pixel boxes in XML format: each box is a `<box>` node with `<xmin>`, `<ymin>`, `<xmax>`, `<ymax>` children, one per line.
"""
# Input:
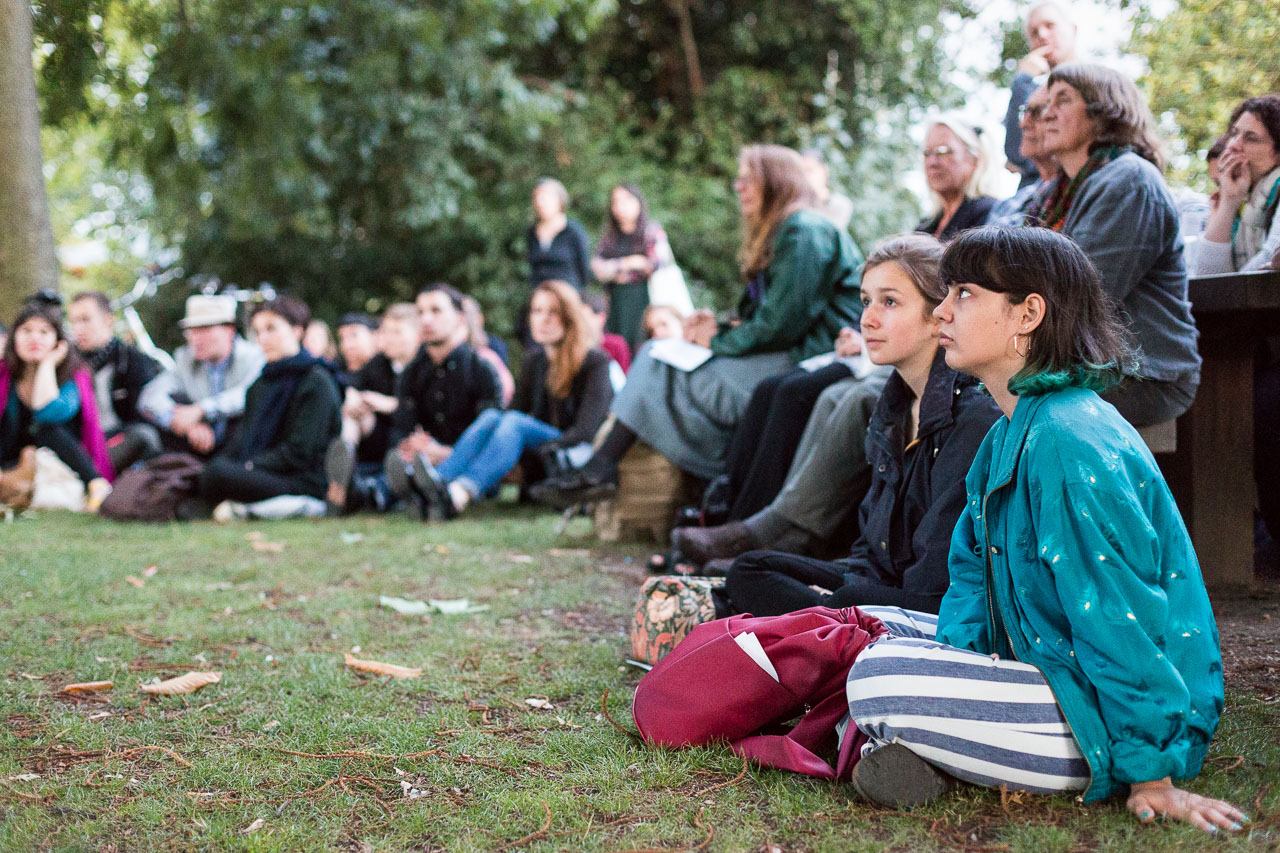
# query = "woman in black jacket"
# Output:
<box><xmin>717</xmin><ymin>234</ymin><xmax>1001</xmax><ymax>617</ymax></box>
<box><xmin>408</xmin><ymin>280</ymin><xmax>612</xmax><ymax>520</ymax></box>
<box><xmin>198</xmin><ymin>296</ymin><xmax>341</xmax><ymax>514</ymax></box>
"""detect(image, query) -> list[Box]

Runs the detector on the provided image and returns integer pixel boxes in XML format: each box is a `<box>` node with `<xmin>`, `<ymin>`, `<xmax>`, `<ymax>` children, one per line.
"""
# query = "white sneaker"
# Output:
<box><xmin>212</xmin><ymin>500</ymin><xmax>249</xmax><ymax>523</ymax></box>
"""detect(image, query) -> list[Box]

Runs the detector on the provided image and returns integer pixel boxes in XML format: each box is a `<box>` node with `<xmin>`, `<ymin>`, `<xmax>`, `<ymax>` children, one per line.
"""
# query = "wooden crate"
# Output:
<box><xmin>595</xmin><ymin>441</ymin><xmax>700</xmax><ymax>544</ymax></box>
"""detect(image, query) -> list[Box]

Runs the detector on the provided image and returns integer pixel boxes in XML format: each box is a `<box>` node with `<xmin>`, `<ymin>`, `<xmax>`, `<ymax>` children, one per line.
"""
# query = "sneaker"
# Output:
<box><xmin>411</xmin><ymin>453</ymin><xmax>457</xmax><ymax>520</ymax></box>
<box><xmin>212</xmin><ymin>500</ymin><xmax>249</xmax><ymax>524</ymax></box>
<box><xmin>85</xmin><ymin>478</ymin><xmax>113</xmax><ymax>514</ymax></box>
<box><xmin>324</xmin><ymin>439</ymin><xmax>356</xmax><ymax>515</ymax></box>
<box><xmin>850</xmin><ymin>742</ymin><xmax>953</xmax><ymax>808</ymax></box>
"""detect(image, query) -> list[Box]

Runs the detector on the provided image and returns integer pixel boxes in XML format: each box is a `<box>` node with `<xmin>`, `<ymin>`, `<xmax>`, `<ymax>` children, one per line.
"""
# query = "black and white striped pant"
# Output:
<box><xmin>846</xmin><ymin>606</ymin><xmax>1090</xmax><ymax>794</ymax></box>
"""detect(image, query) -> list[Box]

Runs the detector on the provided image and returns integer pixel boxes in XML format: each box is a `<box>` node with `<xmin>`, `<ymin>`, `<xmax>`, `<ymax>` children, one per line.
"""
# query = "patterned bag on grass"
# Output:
<box><xmin>630</xmin><ymin>575</ymin><xmax>725</xmax><ymax>665</ymax></box>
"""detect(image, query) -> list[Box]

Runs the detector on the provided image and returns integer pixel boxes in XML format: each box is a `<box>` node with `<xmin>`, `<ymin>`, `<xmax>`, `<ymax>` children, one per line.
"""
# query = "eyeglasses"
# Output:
<box><xmin>1018</xmin><ymin>103</ymin><xmax>1047</xmax><ymax>122</ymax></box>
<box><xmin>922</xmin><ymin>145</ymin><xmax>959</xmax><ymax>160</ymax></box>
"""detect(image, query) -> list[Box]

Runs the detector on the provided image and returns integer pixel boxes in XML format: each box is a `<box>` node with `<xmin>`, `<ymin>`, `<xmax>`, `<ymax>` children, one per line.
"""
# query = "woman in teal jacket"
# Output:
<box><xmin>845</xmin><ymin>227</ymin><xmax>1245</xmax><ymax>834</ymax></box>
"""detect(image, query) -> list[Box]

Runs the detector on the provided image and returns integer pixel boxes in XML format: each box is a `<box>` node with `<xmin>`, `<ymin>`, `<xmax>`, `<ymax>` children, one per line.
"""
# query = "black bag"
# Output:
<box><xmin>99</xmin><ymin>453</ymin><xmax>205</xmax><ymax>522</ymax></box>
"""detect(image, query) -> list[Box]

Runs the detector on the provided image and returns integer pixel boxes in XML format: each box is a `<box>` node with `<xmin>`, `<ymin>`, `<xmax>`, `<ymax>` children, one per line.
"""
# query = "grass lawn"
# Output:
<box><xmin>2</xmin><ymin>504</ymin><xmax>1278</xmax><ymax>851</ymax></box>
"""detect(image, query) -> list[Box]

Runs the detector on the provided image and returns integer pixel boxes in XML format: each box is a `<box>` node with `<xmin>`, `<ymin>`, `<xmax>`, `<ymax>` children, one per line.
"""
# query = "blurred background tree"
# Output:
<box><xmin>1131</xmin><ymin>0</ymin><xmax>1280</xmax><ymax>191</ymax></box>
<box><xmin>30</xmin><ymin>0</ymin><xmax>967</xmax><ymax>340</ymax></box>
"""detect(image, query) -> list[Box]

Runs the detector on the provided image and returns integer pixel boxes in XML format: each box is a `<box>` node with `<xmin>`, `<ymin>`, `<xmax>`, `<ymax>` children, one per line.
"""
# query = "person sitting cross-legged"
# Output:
<box><xmin>404</xmin><ymin>280</ymin><xmax>613</xmax><ymax>520</ymax></box>
<box><xmin>193</xmin><ymin>296</ymin><xmax>341</xmax><ymax>520</ymax></box>
<box><xmin>842</xmin><ymin>226</ymin><xmax>1244</xmax><ymax>836</ymax></box>
<box><xmin>715</xmin><ymin>233</ymin><xmax>1000</xmax><ymax>617</ymax></box>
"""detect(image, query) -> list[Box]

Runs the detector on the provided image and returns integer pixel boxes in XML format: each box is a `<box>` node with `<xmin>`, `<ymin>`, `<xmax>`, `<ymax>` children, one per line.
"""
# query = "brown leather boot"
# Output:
<box><xmin>0</xmin><ymin>447</ymin><xmax>38</xmax><ymax>513</ymax></box>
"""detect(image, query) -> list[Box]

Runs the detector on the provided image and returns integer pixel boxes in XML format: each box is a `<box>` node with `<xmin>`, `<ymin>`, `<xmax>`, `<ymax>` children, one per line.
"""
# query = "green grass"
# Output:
<box><xmin>1</xmin><ymin>506</ymin><xmax>1277</xmax><ymax>851</ymax></box>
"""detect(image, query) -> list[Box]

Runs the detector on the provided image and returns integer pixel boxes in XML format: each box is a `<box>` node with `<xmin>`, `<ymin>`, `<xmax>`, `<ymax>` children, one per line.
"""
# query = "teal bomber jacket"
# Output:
<box><xmin>936</xmin><ymin>387</ymin><xmax>1223</xmax><ymax>802</ymax></box>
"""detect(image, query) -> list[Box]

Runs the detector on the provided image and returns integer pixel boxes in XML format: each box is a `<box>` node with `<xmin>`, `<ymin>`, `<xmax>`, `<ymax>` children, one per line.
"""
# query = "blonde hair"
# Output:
<box><xmin>532</xmin><ymin>280</ymin><xmax>590</xmax><ymax>399</ymax></box>
<box><xmin>533</xmin><ymin>178</ymin><xmax>569</xmax><ymax>214</ymax></box>
<box><xmin>642</xmin><ymin>303</ymin><xmax>686</xmax><ymax>338</ymax></box>
<box><xmin>926</xmin><ymin>114</ymin><xmax>994</xmax><ymax>204</ymax></box>
<box><xmin>737</xmin><ymin>145</ymin><xmax>817</xmax><ymax>277</ymax></box>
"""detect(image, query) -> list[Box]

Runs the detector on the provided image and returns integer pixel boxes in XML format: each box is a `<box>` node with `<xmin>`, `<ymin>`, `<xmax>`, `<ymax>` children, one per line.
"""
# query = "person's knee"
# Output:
<box><xmin>130</xmin><ymin>423</ymin><xmax>163</xmax><ymax>459</ymax></box>
<box><xmin>473</xmin><ymin>408</ymin><xmax>503</xmax><ymax>430</ymax></box>
<box><xmin>199</xmin><ymin>458</ymin><xmax>236</xmax><ymax>495</ymax></box>
<box><xmin>845</xmin><ymin>639</ymin><xmax>909</xmax><ymax>712</ymax></box>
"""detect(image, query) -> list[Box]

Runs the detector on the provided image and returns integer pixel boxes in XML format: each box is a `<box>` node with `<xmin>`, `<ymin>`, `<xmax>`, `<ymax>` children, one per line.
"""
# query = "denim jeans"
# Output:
<box><xmin>436</xmin><ymin>409</ymin><xmax>560</xmax><ymax>497</ymax></box>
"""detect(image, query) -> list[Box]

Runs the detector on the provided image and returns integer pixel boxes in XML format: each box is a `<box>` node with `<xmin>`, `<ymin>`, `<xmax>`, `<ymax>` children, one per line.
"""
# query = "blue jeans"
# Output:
<box><xmin>436</xmin><ymin>409</ymin><xmax>560</xmax><ymax>497</ymax></box>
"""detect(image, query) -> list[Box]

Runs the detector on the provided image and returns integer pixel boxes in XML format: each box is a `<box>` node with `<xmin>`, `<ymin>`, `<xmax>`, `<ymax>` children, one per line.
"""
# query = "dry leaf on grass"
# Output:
<box><xmin>240</xmin><ymin>818</ymin><xmax>265</xmax><ymax>835</ymax></box>
<box><xmin>60</xmin><ymin>681</ymin><xmax>113</xmax><ymax>694</ymax></box>
<box><xmin>524</xmin><ymin>697</ymin><xmax>555</xmax><ymax>710</ymax></box>
<box><xmin>124</xmin><ymin>575</ymin><xmax>146</xmax><ymax>588</ymax></box>
<box><xmin>139</xmin><ymin>671</ymin><xmax>222</xmax><ymax>695</ymax></box>
<box><xmin>343</xmin><ymin>653</ymin><xmax>421</xmax><ymax>679</ymax></box>
<box><xmin>250</xmin><ymin>540</ymin><xmax>285</xmax><ymax>553</ymax></box>
<box><xmin>142</xmin><ymin>564</ymin><xmax>158</xmax><ymax>578</ymax></box>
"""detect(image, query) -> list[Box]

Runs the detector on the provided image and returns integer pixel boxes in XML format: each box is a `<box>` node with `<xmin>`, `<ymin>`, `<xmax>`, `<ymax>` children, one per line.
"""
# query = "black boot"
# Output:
<box><xmin>528</xmin><ymin>459</ymin><xmax>618</xmax><ymax>508</ymax></box>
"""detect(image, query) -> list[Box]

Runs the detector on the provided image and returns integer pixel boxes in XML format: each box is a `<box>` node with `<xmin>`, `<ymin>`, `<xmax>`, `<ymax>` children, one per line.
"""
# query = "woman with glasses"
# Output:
<box><xmin>1196</xmin><ymin>95</ymin><xmax>1280</xmax><ymax>275</ymax></box>
<box><xmin>1028</xmin><ymin>63</ymin><xmax>1199</xmax><ymax>427</ymax></box>
<box><xmin>917</xmin><ymin>115</ymin><xmax>996</xmax><ymax>241</ymax></box>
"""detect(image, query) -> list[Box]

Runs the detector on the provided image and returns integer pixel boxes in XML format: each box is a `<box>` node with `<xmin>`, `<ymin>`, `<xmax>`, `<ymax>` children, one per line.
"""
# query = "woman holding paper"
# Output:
<box><xmin>843</xmin><ymin>227</ymin><xmax>1241</xmax><ymax>834</ymax></box>
<box><xmin>531</xmin><ymin>145</ymin><xmax>864</xmax><ymax>506</ymax></box>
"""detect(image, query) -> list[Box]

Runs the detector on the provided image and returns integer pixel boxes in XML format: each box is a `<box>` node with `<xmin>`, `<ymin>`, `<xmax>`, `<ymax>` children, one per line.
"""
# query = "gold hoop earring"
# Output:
<box><xmin>1013</xmin><ymin>333</ymin><xmax>1030</xmax><ymax>359</ymax></box>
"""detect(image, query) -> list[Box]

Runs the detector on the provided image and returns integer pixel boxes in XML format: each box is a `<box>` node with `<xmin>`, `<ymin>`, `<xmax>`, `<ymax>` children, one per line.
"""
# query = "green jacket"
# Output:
<box><xmin>710</xmin><ymin>209</ymin><xmax>864</xmax><ymax>361</ymax></box>
<box><xmin>937</xmin><ymin>387</ymin><xmax>1222</xmax><ymax>802</ymax></box>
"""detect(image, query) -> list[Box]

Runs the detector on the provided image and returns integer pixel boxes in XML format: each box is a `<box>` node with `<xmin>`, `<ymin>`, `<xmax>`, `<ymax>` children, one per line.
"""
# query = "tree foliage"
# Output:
<box><xmin>33</xmin><ymin>0</ymin><xmax>966</xmax><ymax>335</ymax></box>
<box><xmin>1131</xmin><ymin>0</ymin><xmax>1280</xmax><ymax>189</ymax></box>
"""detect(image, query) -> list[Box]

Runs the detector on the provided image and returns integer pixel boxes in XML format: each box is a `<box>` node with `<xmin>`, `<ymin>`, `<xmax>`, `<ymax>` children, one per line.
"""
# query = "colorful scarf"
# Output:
<box><xmin>1233</xmin><ymin>165</ymin><xmax>1280</xmax><ymax>268</ymax></box>
<box><xmin>1027</xmin><ymin>145</ymin><xmax>1129</xmax><ymax>231</ymax></box>
<box><xmin>0</xmin><ymin>362</ymin><xmax>115</xmax><ymax>482</ymax></box>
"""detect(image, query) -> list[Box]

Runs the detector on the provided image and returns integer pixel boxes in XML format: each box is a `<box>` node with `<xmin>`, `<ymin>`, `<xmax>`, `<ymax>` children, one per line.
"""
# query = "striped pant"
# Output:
<box><xmin>846</xmin><ymin>606</ymin><xmax>1090</xmax><ymax>794</ymax></box>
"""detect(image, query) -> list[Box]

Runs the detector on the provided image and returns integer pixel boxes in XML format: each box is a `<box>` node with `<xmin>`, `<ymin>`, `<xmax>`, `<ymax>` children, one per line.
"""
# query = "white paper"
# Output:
<box><xmin>797</xmin><ymin>347</ymin><xmax>876</xmax><ymax>379</ymax></box>
<box><xmin>733</xmin><ymin>631</ymin><xmax>779</xmax><ymax>682</ymax></box>
<box><xmin>648</xmin><ymin>338</ymin><xmax>713</xmax><ymax>373</ymax></box>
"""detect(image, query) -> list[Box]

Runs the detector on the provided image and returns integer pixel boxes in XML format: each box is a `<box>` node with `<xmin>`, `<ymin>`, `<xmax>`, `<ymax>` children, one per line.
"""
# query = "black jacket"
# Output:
<box><xmin>526</xmin><ymin>219</ymin><xmax>592</xmax><ymax>290</ymax></box>
<box><xmin>85</xmin><ymin>338</ymin><xmax>161</xmax><ymax>425</ymax></box>
<box><xmin>510</xmin><ymin>347</ymin><xmax>613</xmax><ymax>449</ymax></box>
<box><xmin>392</xmin><ymin>342</ymin><xmax>502</xmax><ymax>447</ymax></box>
<box><xmin>348</xmin><ymin>353</ymin><xmax>400</xmax><ymax>463</ymax></box>
<box><xmin>831</xmin><ymin>350</ymin><xmax>1001</xmax><ymax>612</ymax></box>
<box><xmin>916</xmin><ymin>196</ymin><xmax>998</xmax><ymax>242</ymax></box>
<box><xmin>219</xmin><ymin>363</ymin><xmax>342</xmax><ymax>495</ymax></box>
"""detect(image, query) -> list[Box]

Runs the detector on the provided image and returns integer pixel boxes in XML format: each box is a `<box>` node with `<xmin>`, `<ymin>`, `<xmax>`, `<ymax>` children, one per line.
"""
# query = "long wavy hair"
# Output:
<box><xmin>940</xmin><ymin>226</ymin><xmax>1136</xmax><ymax>396</ymax></box>
<box><xmin>532</xmin><ymin>280</ymin><xmax>590</xmax><ymax>400</ymax></box>
<box><xmin>737</xmin><ymin>145</ymin><xmax>817</xmax><ymax>278</ymax></box>
<box><xmin>1046</xmin><ymin>63</ymin><xmax>1166</xmax><ymax>171</ymax></box>
<box><xmin>4</xmin><ymin>300</ymin><xmax>85</xmax><ymax>386</ymax></box>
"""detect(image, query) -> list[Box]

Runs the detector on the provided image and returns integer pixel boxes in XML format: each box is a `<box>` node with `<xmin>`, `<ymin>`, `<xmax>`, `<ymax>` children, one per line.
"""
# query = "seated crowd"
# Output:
<box><xmin>3</xmin><ymin>2</ymin><xmax>1275</xmax><ymax>831</ymax></box>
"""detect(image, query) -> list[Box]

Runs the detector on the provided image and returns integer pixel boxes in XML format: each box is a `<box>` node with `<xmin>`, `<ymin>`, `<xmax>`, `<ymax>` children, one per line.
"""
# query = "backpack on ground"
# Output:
<box><xmin>630</xmin><ymin>575</ymin><xmax>725</xmax><ymax>665</ymax></box>
<box><xmin>632</xmin><ymin>606</ymin><xmax>887</xmax><ymax>781</ymax></box>
<box><xmin>99</xmin><ymin>453</ymin><xmax>205</xmax><ymax>522</ymax></box>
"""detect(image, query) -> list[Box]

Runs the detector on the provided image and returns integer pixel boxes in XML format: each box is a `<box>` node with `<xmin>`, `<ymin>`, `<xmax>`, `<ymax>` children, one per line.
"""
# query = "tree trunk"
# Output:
<box><xmin>0</xmin><ymin>0</ymin><xmax>59</xmax><ymax>322</ymax></box>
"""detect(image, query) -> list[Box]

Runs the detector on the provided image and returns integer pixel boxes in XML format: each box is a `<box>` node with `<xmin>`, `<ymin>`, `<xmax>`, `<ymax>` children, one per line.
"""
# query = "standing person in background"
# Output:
<box><xmin>195</xmin><ymin>296</ymin><xmax>341</xmax><ymax>520</ymax></box>
<box><xmin>335</xmin><ymin>313</ymin><xmax>380</xmax><ymax>377</ymax></box>
<box><xmin>462</xmin><ymin>296</ymin><xmax>515</xmax><ymax>406</ymax></box>
<box><xmin>138</xmin><ymin>295</ymin><xmax>265</xmax><ymax>458</ymax></box>
<box><xmin>527</xmin><ymin>178</ymin><xmax>591</xmax><ymax>292</ymax></box>
<box><xmin>1</xmin><ymin>299</ymin><xmax>114</xmax><ymax>511</ymax></box>
<box><xmin>1003</xmin><ymin>2</ymin><xmax>1079</xmax><ymax>187</ymax></box>
<box><xmin>405</xmin><ymin>281</ymin><xmax>612</xmax><ymax>520</ymax></box>
<box><xmin>918</xmin><ymin>116</ymin><xmax>997</xmax><ymax>241</ymax></box>
<box><xmin>1029</xmin><ymin>62</ymin><xmax>1200</xmax><ymax>426</ymax></box>
<box><xmin>68</xmin><ymin>291</ymin><xmax>163</xmax><ymax>471</ymax></box>
<box><xmin>591</xmin><ymin>183</ymin><xmax>674</xmax><ymax>352</ymax></box>
<box><xmin>1196</xmin><ymin>95</ymin><xmax>1280</xmax><ymax>274</ymax></box>
<box><xmin>800</xmin><ymin>149</ymin><xmax>855</xmax><ymax>231</ymax></box>
<box><xmin>987</xmin><ymin>86</ymin><xmax>1057</xmax><ymax>227</ymax></box>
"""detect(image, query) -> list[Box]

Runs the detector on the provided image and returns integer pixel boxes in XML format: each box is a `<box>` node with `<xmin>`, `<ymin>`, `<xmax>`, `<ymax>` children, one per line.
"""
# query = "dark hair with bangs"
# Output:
<box><xmin>250</xmin><ymin>295</ymin><xmax>310</xmax><ymax>330</ymax></box>
<box><xmin>4</xmin><ymin>299</ymin><xmax>86</xmax><ymax>386</ymax></box>
<box><xmin>940</xmin><ymin>227</ymin><xmax>1136</xmax><ymax>396</ymax></box>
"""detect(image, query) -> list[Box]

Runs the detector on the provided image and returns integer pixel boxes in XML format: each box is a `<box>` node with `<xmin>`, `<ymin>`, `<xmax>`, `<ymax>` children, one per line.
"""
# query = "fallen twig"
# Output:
<box><xmin>0</xmin><ymin>779</ymin><xmax>46</xmax><ymax>803</ymax></box>
<box><xmin>601</xmin><ymin>689</ymin><xmax>642</xmax><ymax>742</ymax></box>
<box><xmin>694</xmin><ymin>755</ymin><xmax>748</xmax><ymax>798</ymax></box>
<box><xmin>691</xmin><ymin>807</ymin><xmax>713</xmax><ymax>851</ymax></box>
<box><xmin>494</xmin><ymin>801</ymin><xmax>552</xmax><ymax>852</ymax></box>
<box><xmin>270</xmin><ymin>748</ymin><xmax>396</xmax><ymax>762</ymax></box>
<box><xmin>111</xmin><ymin>745</ymin><xmax>194</xmax><ymax>768</ymax></box>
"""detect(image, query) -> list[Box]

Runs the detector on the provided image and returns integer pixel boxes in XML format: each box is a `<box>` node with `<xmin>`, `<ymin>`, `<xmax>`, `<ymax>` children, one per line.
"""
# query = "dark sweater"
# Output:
<box><xmin>831</xmin><ymin>351</ymin><xmax>1001</xmax><ymax>612</ymax></box>
<box><xmin>526</xmin><ymin>219</ymin><xmax>592</xmax><ymax>290</ymax></box>
<box><xmin>916</xmin><ymin>196</ymin><xmax>998</xmax><ymax>242</ymax></box>
<box><xmin>392</xmin><ymin>342</ymin><xmax>502</xmax><ymax>447</ymax></box>
<box><xmin>348</xmin><ymin>353</ymin><xmax>400</xmax><ymax>463</ymax></box>
<box><xmin>510</xmin><ymin>348</ymin><xmax>613</xmax><ymax>449</ymax></box>
<box><xmin>218</xmin><ymin>363</ymin><xmax>341</xmax><ymax>495</ymax></box>
<box><xmin>82</xmin><ymin>338</ymin><xmax>161</xmax><ymax>426</ymax></box>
